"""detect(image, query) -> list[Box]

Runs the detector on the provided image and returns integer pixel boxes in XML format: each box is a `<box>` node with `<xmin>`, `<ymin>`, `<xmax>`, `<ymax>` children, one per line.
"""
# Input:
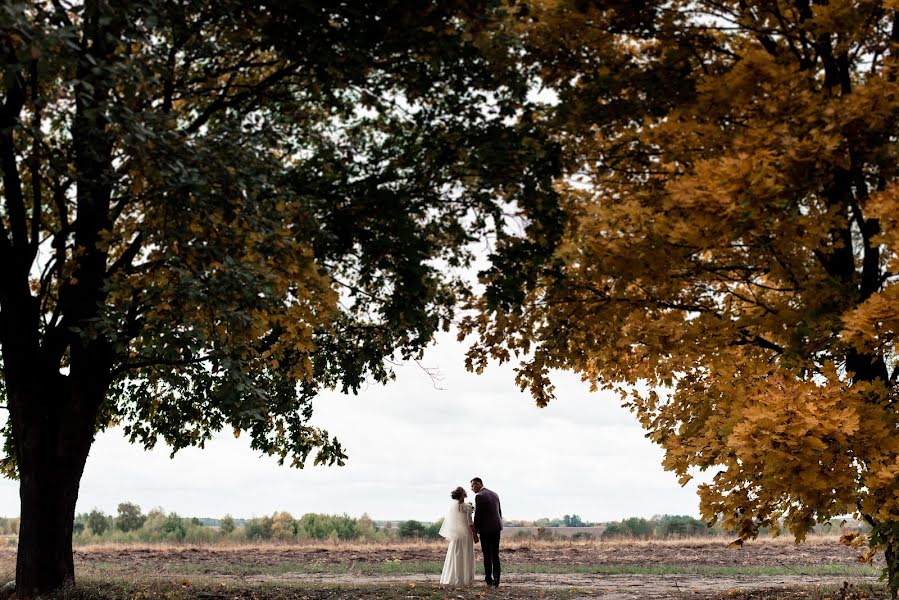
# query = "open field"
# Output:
<box><xmin>0</xmin><ymin>537</ymin><xmax>887</xmax><ymax>599</ymax></box>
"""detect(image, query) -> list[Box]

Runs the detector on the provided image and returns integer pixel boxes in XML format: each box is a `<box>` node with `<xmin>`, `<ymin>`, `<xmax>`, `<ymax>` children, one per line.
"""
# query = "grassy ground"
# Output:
<box><xmin>82</xmin><ymin>558</ymin><xmax>880</xmax><ymax>578</ymax></box>
<box><xmin>0</xmin><ymin>537</ymin><xmax>885</xmax><ymax>599</ymax></box>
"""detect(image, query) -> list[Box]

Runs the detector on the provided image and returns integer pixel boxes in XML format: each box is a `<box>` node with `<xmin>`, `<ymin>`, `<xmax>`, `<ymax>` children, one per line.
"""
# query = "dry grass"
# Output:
<box><xmin>60</xmin><ymin>533</ymin><xmax>844</xmax><ymax>554</ymax></box>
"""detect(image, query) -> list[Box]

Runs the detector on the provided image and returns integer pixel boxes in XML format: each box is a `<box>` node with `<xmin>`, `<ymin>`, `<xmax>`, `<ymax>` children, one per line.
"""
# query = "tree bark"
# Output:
<box><xmin>10</xmin><ymin>372</ymin><xmax>100</xmax><ymax>597</ymax></box>
<box><xmin>887</xmin><ymin>537</ymin><xmax>899</xmax><ymax>599</ymax></box>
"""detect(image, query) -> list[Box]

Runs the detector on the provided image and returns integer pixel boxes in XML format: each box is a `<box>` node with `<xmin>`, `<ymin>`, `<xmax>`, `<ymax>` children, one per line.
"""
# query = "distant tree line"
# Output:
<box><xmin>601</xmin><ymin>515</ymin><xmax>715</xmax><ymax>539</ymax></box>
<box><xmin>60</xmin><ymin>502</ymin><xmax>449</xmax><ymax>544</ymax></box>
<box><xmin>1</xmin><ymin>505</ymin><xmax>859</xmax><ymax>546</ymax></box>
<box><xmin>504</xmin><ymin>514</ymin><xmax>593</xmax><ymax>528</ymax></box>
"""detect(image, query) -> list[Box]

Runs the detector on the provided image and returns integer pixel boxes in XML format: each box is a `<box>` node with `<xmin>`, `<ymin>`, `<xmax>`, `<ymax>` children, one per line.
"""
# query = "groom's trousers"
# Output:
<box><xmin>480</xmin><ymin>531</ymin><xmax>501</xmax><ymax>585</ymax></box>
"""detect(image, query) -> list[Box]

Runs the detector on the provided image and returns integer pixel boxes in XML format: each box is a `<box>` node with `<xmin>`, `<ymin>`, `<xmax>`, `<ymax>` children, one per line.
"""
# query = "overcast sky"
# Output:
<box><xmin>0</xmin><ymin>331</ymin><xmax>708</xmax><ymax>523</ymax></box>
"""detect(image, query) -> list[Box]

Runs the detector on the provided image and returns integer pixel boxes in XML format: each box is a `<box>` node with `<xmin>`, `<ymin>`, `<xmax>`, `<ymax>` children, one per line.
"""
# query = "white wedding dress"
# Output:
<box><xmin>439</xmin><ymin>501</ymin><xmax>475</xmax><ymax>586</ymax></box>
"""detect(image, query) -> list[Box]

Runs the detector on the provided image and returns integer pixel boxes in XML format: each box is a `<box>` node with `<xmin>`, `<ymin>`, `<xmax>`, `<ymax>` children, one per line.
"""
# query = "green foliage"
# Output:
<box><xmin>602</xmin><ymin>518</ymin><xmax>652</xmax><ymax>540</ymax></box>
<box><xmin>160</xmin><ymin>513</ymin><xmax>187</xmax><ymax>542</ymax></box>
<box><xmin>219</xmin><ymin>515</ymin><xmax>235</xmax><ymax>536</ymax></box>
<box><xmin>66</xmin><ymin>505</ymin><xmax>402</xmax><ymax>545</ymax></box>
<box><xmin>297</xmin><ymin>513</ymin><xmax>357</xmax><ymax>541</ymax></box>
<box><xmin>656</xmin><ymin>515</ymin><xmax>711</xmax><ymax>538</ymax></box>
<box><xmin>244</xmin><ymin>517</ymin><xmax>273</xmax><ymax>541</ymax></box>
<box><xmin>0</xmin><ymin>0</ymin><xmax>561</xmax><ymax>475</ymax></box>
<box><xmin>86</xmin><ymin>510</ymin><xmax>112</xmax><ymax>536</ymax></box>
<box><xmin>426</xmin><ymin>520</ymin><xmax>443</xmax><ymax>539</ymax></box>
<box><xmin>602</xmin><ymin>515</ymin><xmax>716</xmax><ymax>540</ymax></box>
<box><xmin>398</xmin><ymin>520</ymin><xmax>441</xmax><ymax>539</ymax></box>
<box><xmin>115</xmin><ymin>503</ymin><xmax>146</xmax><ymax>533</ymax></box>
<box><xmin>563</xmin><ymin>514</ymin><xmax>588</xmax><ymax>527</ymax></box>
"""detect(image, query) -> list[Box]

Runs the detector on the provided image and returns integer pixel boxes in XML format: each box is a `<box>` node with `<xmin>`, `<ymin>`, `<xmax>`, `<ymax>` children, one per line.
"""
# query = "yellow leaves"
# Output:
<box><xmin>841</xmin><ymin>284</ymin><xmax>899</xmax><ymax>355</ymax></box>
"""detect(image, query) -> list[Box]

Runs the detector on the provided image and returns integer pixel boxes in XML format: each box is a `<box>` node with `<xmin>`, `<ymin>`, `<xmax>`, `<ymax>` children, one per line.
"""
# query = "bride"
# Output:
<box><xmin>439</xmin><ymin>486</ymin><xmax>478</xmax><ymax>586</ymax></box>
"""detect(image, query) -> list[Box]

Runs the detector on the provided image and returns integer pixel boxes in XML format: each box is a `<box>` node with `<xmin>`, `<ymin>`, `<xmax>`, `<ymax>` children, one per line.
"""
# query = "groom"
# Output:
<box><xmin>471</xmin><ymin>477</ymin><xmax>502</xmax><ymax>588</ymax></box>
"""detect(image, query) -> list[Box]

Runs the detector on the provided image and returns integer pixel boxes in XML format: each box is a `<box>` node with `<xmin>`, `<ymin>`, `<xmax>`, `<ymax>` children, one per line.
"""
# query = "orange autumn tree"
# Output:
<box><xmin>467</xmin><ymin>0</ymin><xmax>899</xmax><ymax>590</ymax></box>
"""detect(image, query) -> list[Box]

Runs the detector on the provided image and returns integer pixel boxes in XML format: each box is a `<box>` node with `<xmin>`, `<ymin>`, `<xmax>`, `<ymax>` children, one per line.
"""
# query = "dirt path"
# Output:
<box><xmin>241</xmin><ymin>571</ymin><xmax>880</xmax><ymax>599</ymax></box>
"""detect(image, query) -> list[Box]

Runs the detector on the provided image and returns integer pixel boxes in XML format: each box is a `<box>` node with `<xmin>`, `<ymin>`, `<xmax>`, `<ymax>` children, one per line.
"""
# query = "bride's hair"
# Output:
<box><xmin>450</xmin><ymin>486</ymin><xmax>465</xmax><ymax>500</ymax></box>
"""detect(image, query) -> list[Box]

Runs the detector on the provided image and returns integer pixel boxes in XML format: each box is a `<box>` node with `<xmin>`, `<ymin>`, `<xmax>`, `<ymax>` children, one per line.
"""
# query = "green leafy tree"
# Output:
<box><xmin>219</xmin><ymin>514</ymin><xmax>235</xmax><ymax>536</ymax></box>
<box><xmin>296</xmin><ymin>513</ymin><xmax>357</xmax><ymax>540</ymax></box>
<box><xmin>160</xmin><ymin>513</ymin><xmax>186</xmax><ymax>541</ymax></box>
<box><xmin>85</xmin><ymin>509</ymin><xmax>110</xmax><ymax>536</ymax></box>
<box><xmin>656</xmin><ymin>515</ymin><xmax>708</xmax><ymax>539</ymax></box>
<box><xmin>114</xmin><ymin>502</ymin><xmax>145</xmax><ymax>533</ymax></box>
<box><xmin>0</xmin><ymin>0</ymin><xmax>559</xmax><ymax>594</ymax></box>
<box><xmin>398</xmin><ymin>520</ymin><xmax>428</xmax><ymax>538</ymax></box>
<box><xmin>425</xmin><ymin>521</ymin><xmax>443</xmax><ymax>539</ymax></box>
<box><xmin>563</xmin><ymin>514</ymin><xmax>586</xmax><ymax>528</ymax></box>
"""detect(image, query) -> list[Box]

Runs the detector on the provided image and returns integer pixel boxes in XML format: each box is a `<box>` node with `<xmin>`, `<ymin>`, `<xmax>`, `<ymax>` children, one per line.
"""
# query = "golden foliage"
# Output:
<box><xmin>466</xmin><ymin>0</ymin><xmax>899</xmax><ymax>553</ymax></box>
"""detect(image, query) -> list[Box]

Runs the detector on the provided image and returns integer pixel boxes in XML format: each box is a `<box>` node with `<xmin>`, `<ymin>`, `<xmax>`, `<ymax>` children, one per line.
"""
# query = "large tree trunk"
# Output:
<box><xmin>10</xmin><ymin>373</ymin><xmax>100</xmax><ymax>597</ymax></box>
<box><xmin>887</xmin><ymin>538</ymin><xmax>899</xmax><ymax>599</ymax></box>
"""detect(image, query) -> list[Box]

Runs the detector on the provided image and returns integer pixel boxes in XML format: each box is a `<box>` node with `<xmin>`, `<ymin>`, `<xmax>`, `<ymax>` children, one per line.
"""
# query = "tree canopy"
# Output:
<box><xmin>465</xmin><ymin>0</ymin><xmax>899</xmax><ymax>588</ymax></box>
<box><xmin>0</xmin><ymin>0</ymin><xmax>559</xmax><ymax>466</ymax></box>
<box><xmin>0</xmin><ymin>0</ymin><xmax>561</xmax><ymax>593</ymax></box>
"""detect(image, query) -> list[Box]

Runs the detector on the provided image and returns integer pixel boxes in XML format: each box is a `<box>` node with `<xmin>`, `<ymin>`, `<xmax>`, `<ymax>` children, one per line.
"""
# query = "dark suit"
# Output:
<box><xmin>474</xmin><ymin>488</ymin><xmax>502</xmax><ymax>586</ymax></box>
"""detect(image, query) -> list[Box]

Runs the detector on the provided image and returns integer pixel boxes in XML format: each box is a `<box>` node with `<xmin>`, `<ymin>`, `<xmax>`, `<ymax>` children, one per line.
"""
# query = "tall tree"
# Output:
<box><xmin>466</xmin><ymin>0</ymin><xmax>899</xmax><ymax>592</ymax></box>
<box><xmin>0</xmin><ymin>0</ymin><xmax>559</xmax><ymax>594</ymax></box>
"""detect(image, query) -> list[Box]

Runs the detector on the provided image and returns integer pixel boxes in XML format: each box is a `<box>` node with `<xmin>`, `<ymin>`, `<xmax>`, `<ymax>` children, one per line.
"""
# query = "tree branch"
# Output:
<box><xmin>29</xmin><ymin>58</ymin><xmax>41</xmax><ymax>259</ymax></box>
<box><xmin>182</xmin><ymin>65</ymin><xmax>296</xmax><ymax>135</ymax></box>
<box><xmin>0</xmin><ymin>52</ymin><xmax>28</xmax><ymax>254</ymax></box>
<box><xmin>107</xmin><ymin>231</ymin><xmax>144</xmax><ymax>276</ymax></box>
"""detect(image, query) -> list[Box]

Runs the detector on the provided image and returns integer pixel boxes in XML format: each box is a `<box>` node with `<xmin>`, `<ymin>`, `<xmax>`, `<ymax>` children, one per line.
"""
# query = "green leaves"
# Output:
<box><xmin>1</xmin><ymin>0</ymin><xmax>560</xmax><ymax>473</ymax></box>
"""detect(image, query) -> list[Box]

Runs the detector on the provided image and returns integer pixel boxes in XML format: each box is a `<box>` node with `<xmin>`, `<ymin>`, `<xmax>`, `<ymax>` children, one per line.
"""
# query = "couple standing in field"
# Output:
<box><xmin>439</xmin><ymin>477</ymin><xmax>503</xmax><ymax>588</ymax></box>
